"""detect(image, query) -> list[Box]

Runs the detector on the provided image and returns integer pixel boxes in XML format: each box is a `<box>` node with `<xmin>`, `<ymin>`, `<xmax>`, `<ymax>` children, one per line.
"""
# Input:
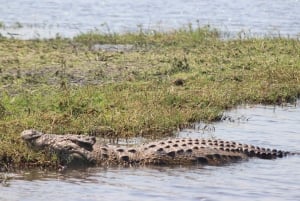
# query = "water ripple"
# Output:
<box><xmin>0</xmin><ymin>0</ymin><xmax>299</xmax><ymax>38</ymax></box>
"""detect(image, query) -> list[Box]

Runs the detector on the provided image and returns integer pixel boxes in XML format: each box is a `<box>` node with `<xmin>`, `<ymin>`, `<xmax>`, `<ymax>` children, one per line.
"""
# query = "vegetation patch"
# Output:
<box><xmin>0</xmin><ymin>26</ymin><xmax>300</xmax><ymax>170</ymax></box>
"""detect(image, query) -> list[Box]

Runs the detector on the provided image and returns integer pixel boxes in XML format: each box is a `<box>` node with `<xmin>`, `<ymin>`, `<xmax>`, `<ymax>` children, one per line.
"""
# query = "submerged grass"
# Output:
<box><xmin>1</xmin><ymin>26</ymin><xmax>300</xmax><ymax>170</ymax></box>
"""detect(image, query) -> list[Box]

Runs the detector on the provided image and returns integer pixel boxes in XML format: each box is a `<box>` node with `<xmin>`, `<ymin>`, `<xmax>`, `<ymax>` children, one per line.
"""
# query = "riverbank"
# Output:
<box><xmin>1</xmin><ymin>26</ymin><xmax>300</xmax><ymax>170</ymax></box>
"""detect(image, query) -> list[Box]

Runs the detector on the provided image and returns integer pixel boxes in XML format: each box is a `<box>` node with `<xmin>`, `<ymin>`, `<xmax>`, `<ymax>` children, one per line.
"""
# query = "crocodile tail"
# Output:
<box><xmin>240</xmin><ymin>146</ymin><xmax>293</xmax><ymax>159</ymax></box>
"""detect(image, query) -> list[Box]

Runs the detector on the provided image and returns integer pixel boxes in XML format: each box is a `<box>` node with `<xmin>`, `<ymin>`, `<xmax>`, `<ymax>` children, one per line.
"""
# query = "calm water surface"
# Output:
<box><xmin>1</xmin><ymin>104</ymin><xmax>300</xmax><ymax>201</ymax></box>
<box><xmin>0</xmin><ymin>0</ymin><xmax>299</xmax><ymax>38</ymax></box>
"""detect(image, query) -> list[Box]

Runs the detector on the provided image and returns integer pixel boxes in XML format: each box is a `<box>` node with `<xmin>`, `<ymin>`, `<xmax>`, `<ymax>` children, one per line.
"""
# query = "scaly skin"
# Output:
<box><xmin>21</xmin><ymin>129</ymin><xmax>294</xmax><ymax>167</ymax></box>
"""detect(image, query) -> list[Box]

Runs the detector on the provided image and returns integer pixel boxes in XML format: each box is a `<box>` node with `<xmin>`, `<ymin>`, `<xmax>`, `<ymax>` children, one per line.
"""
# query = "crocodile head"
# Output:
<box><xmin>21</xmin><ymin>129</ymin><xmax>96</xmax><ymax>166</ymax></box>
<box><xmin>21</xmin><ymin>129</ymin><xmax>43</xmax><ymax>140</ymax></box>
<box><xmin>21</xmin><ymin>129</ymin><xmax>45</xmax><ymax>149</ymax></box>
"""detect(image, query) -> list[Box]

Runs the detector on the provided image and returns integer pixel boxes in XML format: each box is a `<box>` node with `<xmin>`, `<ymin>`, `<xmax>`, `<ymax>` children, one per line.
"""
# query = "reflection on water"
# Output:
<box><xmin>0</xmin><ymin>0</ymin><xmax>299</xmax><ymax>38</ymax></box>
<box><xmin>1</xmin><ymin>103</ymin><xmax>300</xmax><ymax>201</ymax></box>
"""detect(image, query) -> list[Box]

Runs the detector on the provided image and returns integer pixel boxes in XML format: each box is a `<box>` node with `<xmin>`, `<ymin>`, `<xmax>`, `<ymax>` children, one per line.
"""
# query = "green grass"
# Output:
<box><xmin>1</xmin><ymin>26</ymin><xmax>300</xmax><ymax>170</ymax></box>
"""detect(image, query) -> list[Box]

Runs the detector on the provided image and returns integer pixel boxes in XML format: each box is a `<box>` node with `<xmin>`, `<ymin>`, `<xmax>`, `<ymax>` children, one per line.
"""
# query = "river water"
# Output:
<box><xmin>0</xmin><ymin>0</ymin><xmax>299</xmax><ymax>38</ymax></box>
<box><xmin>1</xmin><ymin>104</ymin><xmax>300</xmax><ymax>201</ymax></box>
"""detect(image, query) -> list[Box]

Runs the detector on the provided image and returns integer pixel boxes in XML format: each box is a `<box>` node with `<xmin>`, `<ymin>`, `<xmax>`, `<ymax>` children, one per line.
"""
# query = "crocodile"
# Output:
<box><xmin>21</xmin><ymin>129</ymin><xmax>296</xmax><ymax>168</ymax></box>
